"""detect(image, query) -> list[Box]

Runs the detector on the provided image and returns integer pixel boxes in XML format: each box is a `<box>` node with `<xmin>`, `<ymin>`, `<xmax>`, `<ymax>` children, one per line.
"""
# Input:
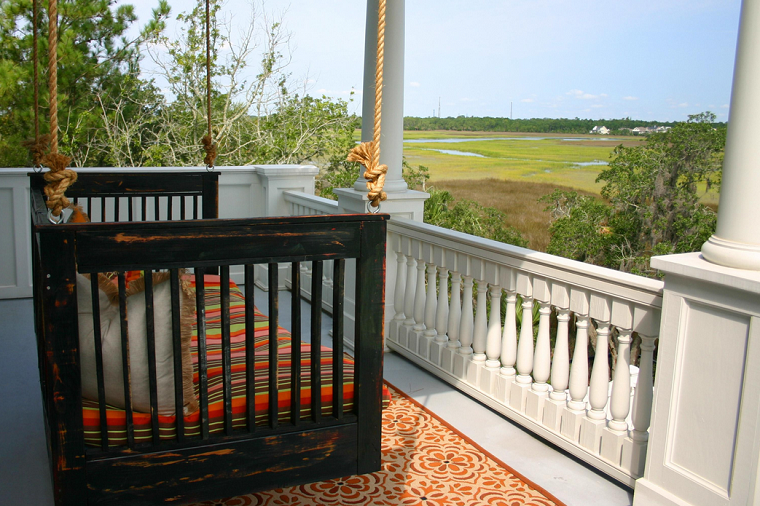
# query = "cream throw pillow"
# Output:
<box><xmin>77</xmin><ymin>272</ymin><xmax>198</xmax><ymax>416</ymax></box>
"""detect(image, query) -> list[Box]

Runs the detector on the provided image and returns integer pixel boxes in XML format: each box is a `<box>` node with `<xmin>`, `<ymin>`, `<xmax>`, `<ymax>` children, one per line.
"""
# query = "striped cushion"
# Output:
<box><xmin>83</xmin><ymin>275</ymin><xmax>389</xmax><ymax>447</ymax></box>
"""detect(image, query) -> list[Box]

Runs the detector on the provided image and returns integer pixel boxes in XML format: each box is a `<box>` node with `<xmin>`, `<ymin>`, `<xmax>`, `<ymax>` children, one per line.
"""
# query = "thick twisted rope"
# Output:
<box><xmin>347</xmin><ymin>0</ymin><xmax>387</xmax><ymax>209</ymax></box>
<box><xmin>21</xmin><ymin>0</ymin><xmax>48</xmax><ymax>168</ymax></box>
<box><xmin>42</xmin><ymin>0</ymin><xmax>76</xmax><ymax>219</ymax></box>
<box><xmin>202</xmin><ymin>0</ymin><xmax>217</xmax><ymax>168</ymax></box>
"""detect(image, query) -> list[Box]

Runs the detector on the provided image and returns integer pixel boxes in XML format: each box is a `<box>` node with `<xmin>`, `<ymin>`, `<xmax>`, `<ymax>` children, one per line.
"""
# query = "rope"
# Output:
<box><xmin>41</xmin><ymin>0</ymin><xmax>76</xmax><ymax>219</ymax></box>
<box><xmin>202</xmin><ymin>0</ymin><xmax>217</xmax><ymax>168</ymax></box>
<box><xmin>347</xmin><ymin>0</ymin><xmax>387</xmax><ymax>209</ymax></box>
<box><xmin>21</xmin><ymin>0</ymin><xmax>48</xmax><ymax>169</ymax></box>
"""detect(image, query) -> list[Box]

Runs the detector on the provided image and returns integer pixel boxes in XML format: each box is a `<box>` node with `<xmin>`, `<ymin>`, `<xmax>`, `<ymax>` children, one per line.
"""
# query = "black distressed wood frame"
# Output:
<box><xmin>29</xmin><ymin>172</ymin><xmax>387</xmax><ymax>506</ymax></box>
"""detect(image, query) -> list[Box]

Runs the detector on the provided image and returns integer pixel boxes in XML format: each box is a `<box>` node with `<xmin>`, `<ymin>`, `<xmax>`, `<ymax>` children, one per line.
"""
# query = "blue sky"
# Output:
<box><xmin>126</xmin><ymin>0</ymin><xmax>743</xmax><ymax>122</ymax></box>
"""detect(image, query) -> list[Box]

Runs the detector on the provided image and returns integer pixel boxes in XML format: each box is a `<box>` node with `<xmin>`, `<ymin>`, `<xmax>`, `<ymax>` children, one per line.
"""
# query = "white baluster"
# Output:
<box><xmin>413</xmin><ymin>257</ymin><xmax>426</xmax><ymax>332</ymax></box>
<box><xmin>500</xmin><ymin>291</ymin><xmax>518</xmax><ymax>377</ymax></box>
<box><xmin>435</xmin><ymin>267</ymin><xmax>449</xmax><ymax>343</ymax></box>
<box><xmin>515</xmin><ymin>297</ymin><xmax>534</xmax><ymax>384</ymax></box>
<box><xmin>608</xmin><ymin>329</ymin><xmax>633</xmax><ymax>432</ymax></box>
<box><xmin>626</xmin><ymin>334</ymin><xmax>655</xmax><ymax>477</ymax></box>
<box><xmin>404</xmin><ymin>255</ymin><xmax>416</xmax><ymax>327</ymax></box>
<box><xmin>550</xmin><ymin>309</ymin><xmax>571</xmax><ymax>401</ymax></box>
<box><xmin>394</xmin><ymin>250</ymin><xmax>406</xmax><ymax>321</ymax></box>
<box><xmin>458</xmin><ymin>275</ymin><xmax>474</xmax><ymax>355</ymax></box>
<box><xmin>472</xmin><ymin>280</ymin><xmax>488</xmax><ymax>362</ymax></box>
<box><xmin>424</xmin><ymin>263</ymin><xmax>437</xmax><ymax>338</ymax></box>
<box><xmin>532</xmin><ymin>302</ymin><xmax>552</xmax><ymax>391</ymax></box>
<box><xmin>485</xmin><ymin>285</ymin><xmax>502</xmax><ymax>369</ymax></box>
<box><xmin>447</xmin><ymin>272</ymin><xmax>462</xmax><ymax>349</ymax></box>
<box><xmin>561</xmin><ymin>314</ymin><xmax>590</xmax><ymax>441</ymax></box>
<box><xmin>588</xmin><ymin>322</ymin><xmax>611</xmax><ymax>421</ymax></box>
<box><xmin>324</xmin><ymin>259</ymin><xmax>333</xmax><ymax>288</ymax></box>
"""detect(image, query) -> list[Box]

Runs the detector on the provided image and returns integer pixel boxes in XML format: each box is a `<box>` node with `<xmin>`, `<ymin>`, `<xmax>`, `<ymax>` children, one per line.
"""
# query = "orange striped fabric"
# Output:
<box><xmin>82</xmin><ymin>275</ymin><xmax>389</xmax><ymax>447</ymax></box>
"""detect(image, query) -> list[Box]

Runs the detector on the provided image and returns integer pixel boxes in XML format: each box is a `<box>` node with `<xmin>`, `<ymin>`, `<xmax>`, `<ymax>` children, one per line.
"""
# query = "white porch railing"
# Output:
<box><xmin>385</xmin><ymin>217</ymin><xmax>663</xmax><ymax>488</ymax></box>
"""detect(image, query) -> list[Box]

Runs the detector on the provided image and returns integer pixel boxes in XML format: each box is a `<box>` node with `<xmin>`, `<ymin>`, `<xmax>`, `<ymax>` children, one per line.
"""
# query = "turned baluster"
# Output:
<box><xmin>447</xmin><ymin>272</ymin><xmax>462</xmax><ymax>349</ymax></box>
<box><xmin>413</xmin><ymin>256</ymin><xmax>427</xmax><ymax>331</ymax></box>
<box><xmin>424</xmin><ymin>263</ymin><xmax>438</xmax><ymax>338</ymax></box>
<box><xmin>587</xmin><ymin>321</ymin><xmax>611</xmax><ymax>420</ymax></box>
<box><xmin>458</xmin><ymin>275</ymin><xmax>474</xmax><ymax>355</ymax></box>
<box><xmin>531</xmin><ymin>302</ymin><xmax>552</xmax><ymax>393</ymax></box>
<box><xmin>485</xmin><ymin>285</ymin><xmax>502</xmax><ymax>369</ymax></box>
<box><xmin>567</xmin><ymin>315</ymin><xmax>590</xmax><ymax>411</ymax></box>
<box><xmin>404</xmin><ymin>254</ymin><xmax>416</xmax><ymax>327</ymax></box>
<box><xmin>608</xmin><ymin>329</ymin><xmax>633</xmax><ymax>432</ymax></box>
<box><xmin>393</xmin><ymin>249</ymin><xmax>406</xmax><ymax>321</ymax></box>
<box><xmin>631</xmin><ymin>335</ymin><xmax>656</xmax><ymax>441</ymax></box>
<box><xmin>435</xmin><ymin>267</ymin><xmax>449</xmax><ymax>343</ymax></box>
<box><xmin>515</xmin><ymin>296</ymin><xmax>534</xmax><ymax>385</ymax></box>
<box><xmin>549</xmin><ymin>309</ymin><xmax>571</xmax><ymax>401</ymax></box>
<box><xmin>472</xmin><ymin>280</ymin><xmax>488</xmax><ymax>362</ymax></box>
<box><xmin>500</xmin><ymin>291</ymin><xmax>518</xmax><ymax>378</ymax></box>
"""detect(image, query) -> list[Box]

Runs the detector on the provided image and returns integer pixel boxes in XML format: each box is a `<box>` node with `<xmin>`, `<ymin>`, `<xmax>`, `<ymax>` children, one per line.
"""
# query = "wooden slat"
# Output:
<box><xmin>180</xmin><ymin>195</ymin><xmax>186</xmax><ymax>220</ymax></box>
<box><xmin>89</xmin><ymin>274</ymin><xmax>109</xmax><ymax>451</ymax></box>
<box><xmin>128</xmin><ymin>197</ymin><xmax>133</xmax><ymax>222</ymax></box>
<box><xmin>87</xmin><ymin>197</ymin><xmax>92</xmax><ymax>219</ymax></box>
<box><xmin>75</xmin><ymin>220</ymin><xmax>364</xmax><ymax>273</ymax></box>
<box><xmin>117</xmin><ymin>273</ymin><xmax>135</xmax><ymax>449</ymax></box>
<box><xmin>144</xmin><ymin>271</ymin><xmax>160</xmax><ymax>445</ymax></box>
<box><xmin>170</xmin><ymin>269</ymin><xmax>185</xmax><ymax>441</ymax></box>
<box><xmin>290</xmin><ymin>262</ymin><xmax>302</xmax><ymax>426</ymax></box>
<box><xmin>245</xmin><ymin>264</ymin><xmax>256</xmax><ymax>432</ymax></box>
<box><xmin>194</xmin><ymin>195</ymin><xmax>200</xmax><ymax>220</ymax></box>
<box><xmin>114</xmin><ymin>197</ymin><xmax>120</xmax><ymax>223</ymax></box>
<box><xmin>202</xmin><ymin>174</ymin><xmax>218</xmax><ymax>219</ymax></box>
<box><xmin>332</xmin><ymin>259</ymin><xmax>345</xmax><ymax>419</ymax></box>
<box><xmin>310</xmin><ymin>261</ymin><xmax>323</xmax><ymax>423</ymax></box>
<box><xmin>153</xmin><ymin>196</ymin><xmax>159</xmax><ymax>221</ymax></box>
<box><xmin>221</xmin><ymin>266</ymin><xmax>233</xmax><ymax>435</ymax></box>
<box><xmin>141</xmin><ymin>196</ymin><xmax>147</xmax><ymax>221</ymax></box>
<box><xmin>268</xmin><ymin>264</ymin><xmax>279</xmax><ymax>429</ymax></box>
<box><xmin>101</xmin><ymin>197</ymin><xmax>106</xmax><ymax>223</ymax></box>
<box><xmin>354</xmin><ymin>219</ymin><xmax>388</xmax><ymax>474</ymax></box>
<box><xmin>167</xmin><ymin>195</ymin><xmax>174</xmax><ymax>220</ymax></box>
<box><xmin>195</xmin><ymin>269</ymin><xmax>210</xmax><ymax>440</ymax></box>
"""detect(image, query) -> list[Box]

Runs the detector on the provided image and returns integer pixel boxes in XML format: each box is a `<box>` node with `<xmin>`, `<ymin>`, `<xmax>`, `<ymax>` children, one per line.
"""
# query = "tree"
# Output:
<box><xmin>541</xmin><ymin>112</ymin><xmax>725</xmax><ymax>276</ymax></box>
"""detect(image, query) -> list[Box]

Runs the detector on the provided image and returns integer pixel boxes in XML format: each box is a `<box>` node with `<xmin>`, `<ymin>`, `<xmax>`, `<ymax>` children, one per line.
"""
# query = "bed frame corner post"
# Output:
<box><xmin>202</xmin><ymin>172</ymin><xmax>219</xmax><ymax>219</ymax></box>
<box><xmin>37</xmin><ymin>228</ymin><xmax>87</xmax><ymax>506</ymax></box>
<box><xmin>354</xmin><ymin>217</ymin><xmax>388</xmax><ymax>475</ymax></box>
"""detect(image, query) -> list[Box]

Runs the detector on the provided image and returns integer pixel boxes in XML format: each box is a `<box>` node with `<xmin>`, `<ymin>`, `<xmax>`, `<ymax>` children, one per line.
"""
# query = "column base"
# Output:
<box><xmin>494</xmin><ymin>374</ymin><xmax>515</xmax><ymax>404</ymax></box>
<box><xmin>701</xmin><ymin>234</ymin><xmax>760</xmax><ymax>271</ymax></box>
<box><xmin>417</xmin><ymin>333</ymin><xmax>435</xmax><ymax>360</ymax></box>
<box><xmin>542</xmin><ymin>397</ymin><xmax>565</xmax><ymax>432</ymax></box>
<box><xmin>525</xmin><ymin>388</ymin><xmax>548</xmax><ymax>421</ymax></box>
<box><xmin>621</xmin><ymin>437</ymin><xmax>647</xmax><ymax>478</ymax></box>
<box><xmin>580</xmin><ymin>416</ymin><xmax>607</xmax><ymax>453</ymax></box>
<box><xmin>466</xmin><ymin>359</ymin><xmax>484</xmax><ymax>387</ymax></box>
<box><xmin>633</xmin><ymin>478</ymin><xmax>693</xmax><ymax>506</ymax></box>
<box><xmin>479</xmin><ymin>366</ymin><xmax>500</xmax><ymax>395</ymax></box>
<box><xmin>561</xmin><ymin>408</ymin><xmax>585</xmax><ymax>442</ymax></box>
<box><xmin>452</xmin><ymin>352</ymin><xmax>472</xmax><ymax>380</ymax></box>
<box><xmin>428</xmin><ymin>340</ymin><xmax>446</xmax><ymax>367</ymax></box>
<box><xmin>509</xmin><ymin>381</ymin><xmax>531</xmax><ymax>412</ymax></box>
<box><xmin>334</xmin><ymin>187</ymin><xmax>430</xmax><ymax>222</ymax></box>
<box><xmin>440</xmin><ymin>346</ymin><xmax>457</xmax><ymax>374</ymax></box>
<box><xmin>600</xmin><ymin>426</ymin><xmax>628</xmax><ymax>466</ymax></box>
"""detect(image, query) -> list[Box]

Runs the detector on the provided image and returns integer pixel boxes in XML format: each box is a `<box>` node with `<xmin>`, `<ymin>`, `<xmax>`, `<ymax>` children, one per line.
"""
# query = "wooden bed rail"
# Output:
<box><xmin>29</xmin><ymin>172</ymin><xmax>387</xmax><ymax>506</ymax></box>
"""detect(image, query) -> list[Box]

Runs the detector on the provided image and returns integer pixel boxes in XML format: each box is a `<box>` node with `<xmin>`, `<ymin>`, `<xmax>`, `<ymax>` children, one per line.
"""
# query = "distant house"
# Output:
<box><xmin>654</xmin><ymin>126</ymin><xmax>672</xmax><ymax>133</ymax></box>
<box><xmin>590</xmin><ymin>125</ymin><xmax>610</xmax><ymax>135</ymax></box>
<box><xmin>632</xmin><ymin>126</ymin><xmax>650</xmax><ymax>135</ymax></box>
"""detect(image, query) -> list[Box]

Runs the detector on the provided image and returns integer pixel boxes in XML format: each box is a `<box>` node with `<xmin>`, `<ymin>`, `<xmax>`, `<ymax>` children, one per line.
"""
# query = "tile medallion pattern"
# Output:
<box><xmin>197</xmin><ymin>384</ymin><xmax>562</xmax><ymax>506</ymax></box>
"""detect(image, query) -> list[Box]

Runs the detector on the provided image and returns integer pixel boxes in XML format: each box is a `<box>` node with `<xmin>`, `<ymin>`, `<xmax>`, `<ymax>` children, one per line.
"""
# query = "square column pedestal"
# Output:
<box><xmin>333</xmin><ymin>188</ymin><xmax>429</xmax><ymax>345</ymax></box>
<box><xmin>633</xmin><ymin>252</ymin><xmax>760</xmax><ymax>506</ymax></box>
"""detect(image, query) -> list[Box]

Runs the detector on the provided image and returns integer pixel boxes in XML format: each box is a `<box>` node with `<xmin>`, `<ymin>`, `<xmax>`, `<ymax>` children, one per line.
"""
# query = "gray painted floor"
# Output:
<box><xmin>0</xmin><ymin>290</ymin><xmax>632</xmax><ymax>506</ymax></box>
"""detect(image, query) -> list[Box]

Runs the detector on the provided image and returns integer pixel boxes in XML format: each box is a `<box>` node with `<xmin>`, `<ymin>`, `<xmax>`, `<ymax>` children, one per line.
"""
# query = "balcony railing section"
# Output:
<box><xmin>385</xmin><ymin>217</ymin><xmax>662</xmax><ymax>487</ymax></box>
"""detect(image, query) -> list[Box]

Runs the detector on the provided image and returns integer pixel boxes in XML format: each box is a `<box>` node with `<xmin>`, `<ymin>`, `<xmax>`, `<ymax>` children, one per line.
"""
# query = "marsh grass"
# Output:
<box><xmin>430</xmin><ymin>178</ymin><xmax>598</xmax><ymax>252</ymax></box>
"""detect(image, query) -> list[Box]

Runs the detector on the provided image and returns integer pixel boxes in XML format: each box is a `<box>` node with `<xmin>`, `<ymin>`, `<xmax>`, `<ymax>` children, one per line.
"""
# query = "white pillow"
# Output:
<box><xmin>77</xmin><ymin>273</ymin><xmax>197</xmax><ymax>416</ymax></box>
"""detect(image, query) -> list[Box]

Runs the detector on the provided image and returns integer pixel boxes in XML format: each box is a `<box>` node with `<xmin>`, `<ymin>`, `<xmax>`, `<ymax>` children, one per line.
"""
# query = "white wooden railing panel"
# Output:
<box><xmin>385</xmin><ymin>217</ymin><xmax>663</xmax><ymax>487</ymax></box>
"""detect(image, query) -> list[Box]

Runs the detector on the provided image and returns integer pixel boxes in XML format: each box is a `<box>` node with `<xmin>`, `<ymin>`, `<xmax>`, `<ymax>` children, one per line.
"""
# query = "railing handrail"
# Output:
<box><xmin>389</xmin><ymin>216</ymin><xmax>663</xmax><ymax>310</ymax></box>
<box><xmin>283</xmin><ymin>190</ymin><xmax>340</xmax><ymax>215</ymax></box>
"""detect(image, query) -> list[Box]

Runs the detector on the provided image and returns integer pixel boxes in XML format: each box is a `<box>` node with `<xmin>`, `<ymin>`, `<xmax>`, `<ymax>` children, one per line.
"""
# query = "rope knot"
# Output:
<box><xmin>348</xmin><ymin>141</ymin><xmax>388</xmax><ymax>208</ymax></box>
<box><xmin>202</xmin><ymin>134</ymin><xmax>218</xmax><ymax>168</ymax></box>
<box><xmin>22</xmin><ymin>134</ymin><xmax>50</xmax><ymax>167</ymax></box>
<box><xmin>41</xmin><ymin>152</ymin><xmax>76</xmax><ymax>217</ymax></box>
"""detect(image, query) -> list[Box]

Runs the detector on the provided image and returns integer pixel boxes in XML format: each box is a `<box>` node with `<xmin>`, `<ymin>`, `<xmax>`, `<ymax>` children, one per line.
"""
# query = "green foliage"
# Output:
<box><xmin>541</xmin><ymin>113</ymin><xmax>725</xmax><ymax>276</ymax></box>
<box><xmin>424</xmin><ymin>187</ymin><xmax>528</xmax><ymax>248</ymax></box>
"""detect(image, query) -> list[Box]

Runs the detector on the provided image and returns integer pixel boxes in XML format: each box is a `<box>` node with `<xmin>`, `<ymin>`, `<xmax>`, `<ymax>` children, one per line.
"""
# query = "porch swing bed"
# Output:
<box><xmin>30</xmin><ymin>171</ymin><xmax>388</xmax><ymax>506</ymax></box>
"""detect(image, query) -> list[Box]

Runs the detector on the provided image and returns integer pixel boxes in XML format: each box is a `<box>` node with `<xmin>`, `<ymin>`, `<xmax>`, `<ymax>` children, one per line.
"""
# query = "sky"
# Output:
<box><xmin>123</xmin><ymin>0</ymin><xmax>743</xmax><ymax>122</ymax></box>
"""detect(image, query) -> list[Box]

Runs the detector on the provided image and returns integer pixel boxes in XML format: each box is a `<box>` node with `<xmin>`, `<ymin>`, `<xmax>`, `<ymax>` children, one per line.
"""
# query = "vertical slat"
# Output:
<box><xmin>141</xmin><ymin>196</ymin><xmax>147</xmax><ymax>221</ymax></box>
<box><xmin>167</xmin><ymin>195</ymin><xmax>174</xmax><ymax>220</ymax></box>
<box><xmin>128</xmin><ymin>196</ymin><xmax>133</xmax><ymax>222</ymax></box>
<box><xmin>194</xmin><ymin>195</ymin><xmax>200</xmax><ymax>220</ymax></box>
<box><xmin>100</xmin><ymin>197</ymin><xmax>106</xmax><ymax>222</ymax></box>
<box><xmin>202</xmin><ymin>173</ymin><xmax>219</xmax><ymax>219</ymax></box>
<box><xmin>117</xmin><ymin>273</ymin><xmax>135</xmax><ymax>448</ymax></box>
<box><xmin>290</xmin><ymin>262</ymin><xmax>302</xmax><ymax>425</ymax></box>
<box><xmin>86</xmin><ymin>197</ymin><xmax>92</xmax><ymax>219</ymax></box>
<box><xmin>221</xmin><ymin>266</ymin><xmax>233</xmax><ymax>435</ymax></box>
<box><xmin>268</xmin><ymin>263</ymin><xmax>279</xmax><ymax>429</ymax></box>
<box><xmin>153</xmin><ymin>196</ymin><xmax>160</xmax><ymax>221</ymax></box>
<box><xmin>310</xmin><ymin>261</ymin><xmax>323</xmax><ymax>422</ymax></box>
<box><xmin>170</xmin><ymin>269</ymin><xmax>185</xmax><ymax>441</ymax></box>
<box><xmin>355</xmin><ymin>218</ymin><xmax>387</xmax><ymax>474</ymax></box>
<box><xmin>332</xmin><ymin>259</ymin><xmax>345</xmax><ymax>419</ymax></box>
<box><xmin>180</xmin><ymin>194</ymin><xmax>187</xmax><ymax>220</ymax></box>
<box><xmin>89</xmin><ymin>275</ymin><xmax>109</xmax><ymax>451</ymax></box>
<box><xmin>114</xmin><ymin>197</ymin><xmax>120</xmax><ymax>223</ymax></box>
<box><xmin>144</xmin><ymin>271</ymin><xmax>160</xmax><ymax>445</ymax></box>
<box><xmin>195</xmin><ymin>268</ymin><xmax>210</xmax><ymax>440</ymax></box>
<box><xmin>244</xmin><ymin>265</ymin><xmax>256</xmax><ymax>431</ymax></box>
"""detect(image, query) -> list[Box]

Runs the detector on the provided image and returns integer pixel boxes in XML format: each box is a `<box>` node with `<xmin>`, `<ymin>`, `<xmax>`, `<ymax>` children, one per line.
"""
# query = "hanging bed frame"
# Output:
<box><xmin>30</xmin><ymin>170</ymin><xmax>387</xmax><ymax>506</ymax></box>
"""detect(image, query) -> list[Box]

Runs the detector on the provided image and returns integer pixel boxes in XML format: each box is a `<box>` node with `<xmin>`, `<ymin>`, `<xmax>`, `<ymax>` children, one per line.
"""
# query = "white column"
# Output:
<box><xmin>472</xmin><ymin>280</ymin><xmax>488</xmax><ymax>362</ymax></box>
<box><xmin>403</xmin><ymin>254</ymin><xmax>416</xmax><ymax>327</ymax></box>
<box><xmin>608</xmin><ymin>329</ymin><xmax>633</xmax><ymax>432</ymax></box>
<box><xmin>447</xmin><ymin>272</ymin><xmax>462</xmax><ymax>349</ymax></box>
<box><xmin>500</xmin><ymin>291</ymin><xmax>518</xmax><ymax>378</ymax></box>
<box><xmin>587</xmin><ymin>322</ymin><xmax>611</xmax><ymax>421</ymax></box>
<box><xmin>356</xmin><ymin>0</ymin><xmax>407</xmax><ymax>193</ymax></box>
<box><xmin>550</xmin><ymin>309</ymin><xmax>571</xmax><ymax>402</ymax></box>
<box><xmin>515</xmin><ymin>297</ymin><xmax>534</xmax><ymax>385</ymax></box>
<box><xmin>458</xmin><ymin>276</ymin><xmax>474</xmax><ymax>355</ymax></box>
<box><xmin>701</xmin><ymin>0</ymin><xmax>760</xmax><ymax>270</ymax></box>
<box><xmin>435</xmin><ymin>267</ymin><xmax>449</xmax><ymax>342</ymax></box>
<box><xmin>413</xmin><ymin>256</ymin><xmax>426</xmax><ymax>332</ymax></box>
<box><xmin>562</xmin><ymin>314</ymin><xmax>589</xmax><ymax>441</ymax></box>
<box><xmin>485</xmin><ymin>285</ymin><xmax>502</xmax><ymax>369</ymax></box>
<box><xmin>424</xmin><ymin>263</ymin><xmax>437</xmax><ymax>338</ymax></box>
<box><xmin>393</xmin><ymin>249</ymin><xmax>406</xmax><ymax>321</ymax></box>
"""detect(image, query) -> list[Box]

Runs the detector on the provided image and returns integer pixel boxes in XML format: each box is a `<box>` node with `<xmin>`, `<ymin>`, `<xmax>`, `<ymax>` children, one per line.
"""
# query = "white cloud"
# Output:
<box><xmin>409</xmin><ymin>81</ymin><xmax>421</xmax><ymax>87</ymax></box>
<box><xmin>591</xmin><ymin>104</ymin><xmax>604</xmax><ymax>108</ymax></box>
<box><xmin>622</xmin><ymin>96</ymin><xmax>638</xmax><ymax>101</ymax></box>
<box><xmin>460</xmin><ymin>97</ymin><xmax>475</xmax><ymax>102</ymax></box>
<box><xmin>521</xmin><ymin>98</ymin><xmax>534</xmax><ymax>103</ymax></box>
<box><xmin>721</xmin><ymin>104</ymin><xmax>730</xmax><ymax>109</ymax></box>
<box><xmin>678</xmin><ymin>102</ymin><xmax>689</xmax><ymax>108</ymax></box>
<box><xmin>567</xmin><ymin>89</ymin><xmax>602</xmax><ymax>100</ymax></box>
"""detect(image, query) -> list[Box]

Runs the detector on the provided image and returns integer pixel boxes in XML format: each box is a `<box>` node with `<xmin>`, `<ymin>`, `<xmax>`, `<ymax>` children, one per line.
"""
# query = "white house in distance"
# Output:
<box><xmin>590</xmin><ymin>125</ymin><xmax>611</xmax><ymax>134</ymax></box>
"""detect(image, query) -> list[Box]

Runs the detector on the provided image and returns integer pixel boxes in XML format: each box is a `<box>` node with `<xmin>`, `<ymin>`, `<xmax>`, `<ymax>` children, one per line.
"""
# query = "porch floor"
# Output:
<box><xmin>0</xmin><ymin>289</ymin><xmax>632</xmax><ymax>506</ymax></box>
